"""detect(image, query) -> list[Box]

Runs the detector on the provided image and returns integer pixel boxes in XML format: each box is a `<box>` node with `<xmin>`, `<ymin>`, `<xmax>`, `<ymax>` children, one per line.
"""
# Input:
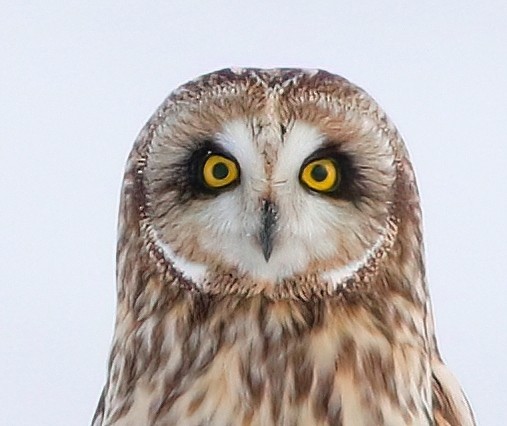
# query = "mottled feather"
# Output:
<box><xmin>93</xmin><ymin>68</ymin><xmax>475</xmax><ymax>426</ymax></box>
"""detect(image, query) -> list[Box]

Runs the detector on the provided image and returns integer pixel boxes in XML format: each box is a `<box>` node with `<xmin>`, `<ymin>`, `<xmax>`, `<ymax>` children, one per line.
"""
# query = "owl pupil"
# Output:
<box><xmin>212</xmin><ymin>162</ymin><xmax>229</xmax><ymax>179</ymax></box>
<box><xmin>311</xmin><ymin>164</ymin><xmax>327</xmax><ymax>182</ymax></box>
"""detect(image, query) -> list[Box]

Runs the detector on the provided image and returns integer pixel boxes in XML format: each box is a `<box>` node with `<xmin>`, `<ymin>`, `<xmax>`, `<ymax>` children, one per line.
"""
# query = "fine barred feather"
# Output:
<box><xmin>93</xmin><ymin>68</ymin><xmax>475</xmax><ymax>426</ymax></box>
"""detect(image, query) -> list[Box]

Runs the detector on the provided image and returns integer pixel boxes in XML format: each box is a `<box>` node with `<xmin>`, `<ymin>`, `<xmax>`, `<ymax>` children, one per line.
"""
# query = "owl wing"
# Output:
<box><xmin>431</xmin><ymin>355</ymin><xmax>476</xmax><ymax>426</ymax></box>
<box><xmin>91</xmin><ymin>386</ymin><xmax>105</xmax><ymax>426</ymax></box>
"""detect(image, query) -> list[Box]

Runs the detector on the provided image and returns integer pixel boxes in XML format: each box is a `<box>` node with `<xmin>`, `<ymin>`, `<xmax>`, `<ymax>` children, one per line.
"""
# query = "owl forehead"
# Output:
<box><xmin>152</xmin><ymin>68</ymin><xmax>392</xmax><ymax>172</ymax></box>
<box><xmin>172</xmin><ymin>67</ymin><xmax>361</xmax><ymax>110</ymax></box>
<box><xmin>215</xmin><ymin>119</ymin><xmax>325</xmax><ymax>182</ymax></box>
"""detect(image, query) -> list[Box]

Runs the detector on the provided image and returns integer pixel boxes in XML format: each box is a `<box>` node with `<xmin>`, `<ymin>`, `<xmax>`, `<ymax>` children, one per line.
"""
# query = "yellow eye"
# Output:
<box><xmin>300</xmin><ymin>158</ymin><xmax>340</xmax><ymax>193</ymax></box>
<box><xmin>202</xmin><ymin>154</ymin><xmax>239</xmax><ymax>189</ymax></box>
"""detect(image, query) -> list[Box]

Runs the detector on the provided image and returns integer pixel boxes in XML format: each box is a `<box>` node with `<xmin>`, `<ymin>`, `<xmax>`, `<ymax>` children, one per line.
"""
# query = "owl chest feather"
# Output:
<box><xmin>105</xmin><ymin>295</ymin><xmax>432</xmax><ymax>426</ymax></box>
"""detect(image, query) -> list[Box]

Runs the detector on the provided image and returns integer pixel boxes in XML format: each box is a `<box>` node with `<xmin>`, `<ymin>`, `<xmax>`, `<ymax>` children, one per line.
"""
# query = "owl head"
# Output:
<box><xmin>122</xmin><ymin>68</ymin><xmax>418</xmax><ymax>300</ymax></box>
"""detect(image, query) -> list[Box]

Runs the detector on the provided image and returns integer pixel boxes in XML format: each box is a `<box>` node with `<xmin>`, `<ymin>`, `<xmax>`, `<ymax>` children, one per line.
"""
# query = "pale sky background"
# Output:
<box><xmin>1</xmin><ymin>1</ymin><xmax>506</xmax><ymax>425</ymax></box>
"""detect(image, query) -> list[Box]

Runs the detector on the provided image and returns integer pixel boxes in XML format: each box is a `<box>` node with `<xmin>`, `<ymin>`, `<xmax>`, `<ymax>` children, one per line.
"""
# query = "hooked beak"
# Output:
<box><xmin>259</xmin><ymin>199</ymin><xmax>278</xmax><ymax>262</ymax></box>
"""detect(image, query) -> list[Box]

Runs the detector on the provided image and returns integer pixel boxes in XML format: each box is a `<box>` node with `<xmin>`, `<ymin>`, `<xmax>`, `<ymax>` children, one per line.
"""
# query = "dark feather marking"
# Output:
<box><xmin>312</xmin><ymin>372</ymin><xmax>334</xmax><ymax>420</ymax></box>
<box><xmin>293</xmin><ymin>348</ymin><xmax>313</xmax><ymax>403</ymax></box>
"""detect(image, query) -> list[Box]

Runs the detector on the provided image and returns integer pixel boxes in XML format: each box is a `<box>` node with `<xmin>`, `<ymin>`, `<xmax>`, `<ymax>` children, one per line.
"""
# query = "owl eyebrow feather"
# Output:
<box><xmin>189</xmin><ymin>138</ymin><xmax>233</xmax><ymax>158</ymax></box>
<box><xmin>301</xmin><ymin>143</ymin><xmax>346</xmax><ymax>165</ymax></box>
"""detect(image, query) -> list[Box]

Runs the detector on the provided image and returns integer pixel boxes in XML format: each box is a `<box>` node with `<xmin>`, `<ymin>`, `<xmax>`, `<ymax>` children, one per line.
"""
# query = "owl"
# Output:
<box><xmin>92</xmin><ymin>68</ymin><xmax>475</xmax><ymax>425</ymax></box>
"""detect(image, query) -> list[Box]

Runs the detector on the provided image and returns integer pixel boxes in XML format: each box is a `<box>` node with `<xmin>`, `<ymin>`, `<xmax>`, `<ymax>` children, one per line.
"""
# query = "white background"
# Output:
<box><xmin>1</xmin><ymin>1</ymin><xmax>506</xmax><ymax>425</ymax></box>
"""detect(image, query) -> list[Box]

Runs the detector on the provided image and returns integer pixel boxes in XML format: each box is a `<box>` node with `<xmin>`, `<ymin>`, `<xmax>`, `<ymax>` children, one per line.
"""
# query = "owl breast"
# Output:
<box><xmin>105</xmin><ymin>296</ymin><xmax>431</xmax><ymax>426</ymax></box>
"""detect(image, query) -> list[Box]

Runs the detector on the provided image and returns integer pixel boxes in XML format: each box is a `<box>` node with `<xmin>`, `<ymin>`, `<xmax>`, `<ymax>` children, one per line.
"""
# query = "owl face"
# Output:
<box><xmin>142</xmin><ymin>69</ymin><xmax>399</xmax><ymax>292</ymax></box>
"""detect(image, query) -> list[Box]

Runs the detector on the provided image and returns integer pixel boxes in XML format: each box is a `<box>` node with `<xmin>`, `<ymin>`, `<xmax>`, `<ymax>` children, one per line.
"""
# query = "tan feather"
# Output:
<box><xmin>93</xmin><ymin>68</ymin><xmax>475</xmax><ymax>425</ymax></box>
<box><xmin>432</xmin><ymin>355</ymin><xmax>476</xmax><ymax>426</ymax></box>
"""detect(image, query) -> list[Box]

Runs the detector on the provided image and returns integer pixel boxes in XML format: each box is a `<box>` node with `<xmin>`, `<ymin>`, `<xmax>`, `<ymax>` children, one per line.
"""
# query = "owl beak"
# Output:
<box><xmin>259</xmin><ymin>199</ymin><xmax>278</xmax><ymax>262</ymax></box>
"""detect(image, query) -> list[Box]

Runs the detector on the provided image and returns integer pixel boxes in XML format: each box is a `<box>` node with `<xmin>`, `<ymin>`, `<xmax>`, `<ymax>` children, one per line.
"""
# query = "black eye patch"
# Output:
<box><xmin>300</xmin><ymin>145</ymin><xmax>364</xmax><ymax>201</ymax></box>
<box><xmin>187</xmin><ymin>140</ymin><xmax>240</xmax><ymax>194</ymax></box>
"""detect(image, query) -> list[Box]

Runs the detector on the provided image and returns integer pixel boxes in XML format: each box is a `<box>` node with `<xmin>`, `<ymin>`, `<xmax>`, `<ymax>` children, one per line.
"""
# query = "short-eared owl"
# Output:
<box><xmin>93</xmin><ymin>68</ymin><xmax>475</xmax><ymax>425</ymax></box>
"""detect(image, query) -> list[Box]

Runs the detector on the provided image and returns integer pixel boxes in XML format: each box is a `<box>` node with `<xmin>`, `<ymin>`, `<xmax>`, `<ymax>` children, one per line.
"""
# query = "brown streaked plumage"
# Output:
<box><xmin>93</xmin><ymin>68</ymin><xmax>475</xmax><ymax>425</ymax></box>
